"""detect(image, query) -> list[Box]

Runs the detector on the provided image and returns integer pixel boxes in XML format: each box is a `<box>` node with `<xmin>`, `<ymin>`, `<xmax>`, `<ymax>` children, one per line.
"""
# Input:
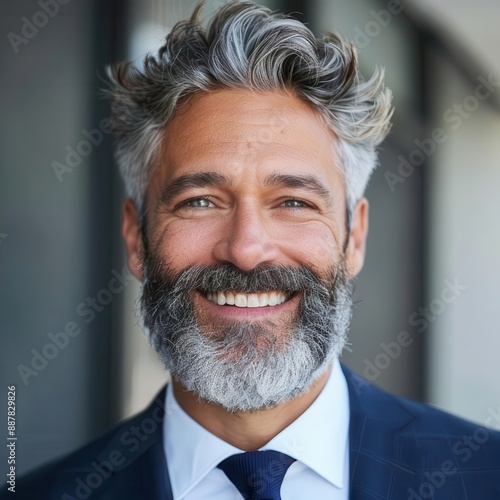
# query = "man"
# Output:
<box><xmin>5</xmin><ymin>1</ymin><xmax>500</xmax><ymax>499</ymax></box>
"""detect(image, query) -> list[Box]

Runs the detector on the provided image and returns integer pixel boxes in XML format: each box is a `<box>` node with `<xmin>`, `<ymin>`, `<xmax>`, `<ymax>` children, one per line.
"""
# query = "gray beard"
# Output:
<box><xmin>139</xmin><ymin>259</ymin><xmax>353</xmax><ymax>412</ymax></box>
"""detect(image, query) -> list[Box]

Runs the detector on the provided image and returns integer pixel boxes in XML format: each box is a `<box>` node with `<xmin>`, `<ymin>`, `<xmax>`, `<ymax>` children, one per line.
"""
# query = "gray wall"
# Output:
<box><xmin>0</xmin><ymin>0</ymin><xmax>120</xmax><ymax>476</ymax></box>
<box><xmin>426</xmin><ymin>50</ymin><xmax>500</xmax><ymax>425</ymax></box>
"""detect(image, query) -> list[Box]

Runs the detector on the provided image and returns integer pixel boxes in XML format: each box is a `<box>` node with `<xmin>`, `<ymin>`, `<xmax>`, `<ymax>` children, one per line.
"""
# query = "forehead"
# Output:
<box><xmin>153</xmin><ymin>89</ymin><xmax>344</xmax><ymax>194</ymax></box>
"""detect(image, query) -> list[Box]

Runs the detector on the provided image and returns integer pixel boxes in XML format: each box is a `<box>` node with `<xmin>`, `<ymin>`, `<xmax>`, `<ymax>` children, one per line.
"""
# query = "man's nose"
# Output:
<box><xmin>212</xmin><ymin>204</ymin><xmax>279</xmax><ymax>271</ymax></box>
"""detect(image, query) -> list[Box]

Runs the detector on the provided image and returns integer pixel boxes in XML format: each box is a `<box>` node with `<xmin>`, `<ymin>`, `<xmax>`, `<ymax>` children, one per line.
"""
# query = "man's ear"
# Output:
<box><xmin>122</xmin><ymin>199</ymin><xmax>144</xmax><ymax>281</ymax></box>
<box><xmin>345</xmin><ymin>197</ymin><xmax>369</xmax><ymax>277</ymax></box>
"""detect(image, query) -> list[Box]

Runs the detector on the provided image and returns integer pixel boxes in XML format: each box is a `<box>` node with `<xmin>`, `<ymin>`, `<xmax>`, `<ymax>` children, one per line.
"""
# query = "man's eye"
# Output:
<box><xmin>282</xmin><ymin>199</ymin><xmax>311</xmax><ymax>208</ymax></box>
<box><xmin>182</xmin><ymin>197</ymin><xmax>214</xmax><ymax>208</ymax></box>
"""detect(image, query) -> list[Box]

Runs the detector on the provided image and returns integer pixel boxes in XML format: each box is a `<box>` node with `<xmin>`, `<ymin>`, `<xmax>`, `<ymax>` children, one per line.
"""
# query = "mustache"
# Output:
<box><xmin>142</xmin><ymin>261</ymin><xmax>349</xmax><ymax>301</ymax></box>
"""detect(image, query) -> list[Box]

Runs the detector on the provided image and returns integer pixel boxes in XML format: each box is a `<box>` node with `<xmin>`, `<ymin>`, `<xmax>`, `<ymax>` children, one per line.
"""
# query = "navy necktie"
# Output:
<box><xmin>217</xmin><ymin>450</ymin><xmax>296</xmax><ymax>500</ymax></box>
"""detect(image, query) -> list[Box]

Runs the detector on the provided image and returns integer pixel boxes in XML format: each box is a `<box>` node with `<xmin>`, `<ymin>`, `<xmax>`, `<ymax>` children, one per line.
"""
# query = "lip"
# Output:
<box><xmin>194</xmin><ymin>290</ymin><xmax>302</xmax><ymax>319</ymax></box>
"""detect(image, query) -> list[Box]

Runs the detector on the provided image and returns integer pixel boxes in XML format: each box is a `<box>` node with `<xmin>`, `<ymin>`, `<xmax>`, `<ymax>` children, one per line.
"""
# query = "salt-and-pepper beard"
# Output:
<box><xmin>139</xmin><ymin>249</ymin><xmax>354</xmax><ymax>412</ymax></box>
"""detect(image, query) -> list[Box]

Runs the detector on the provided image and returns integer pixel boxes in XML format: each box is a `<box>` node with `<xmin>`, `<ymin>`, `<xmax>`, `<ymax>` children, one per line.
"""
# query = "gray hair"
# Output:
<box><xmin>105</xmin><ymin>1</ymin><xmax>393</xmax><ymax>220</ymax></box>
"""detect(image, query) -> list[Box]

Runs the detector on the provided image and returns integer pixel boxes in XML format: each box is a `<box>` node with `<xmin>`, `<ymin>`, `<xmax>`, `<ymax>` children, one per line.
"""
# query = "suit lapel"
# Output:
<box><xmin>342</xmin><ymin>365</ymin><xmax>421</xmax><ymax>499</ymax></box>
<box><xmin>93</xmin><ymin>389</ymin><xmax>173</xmax><ymax>499</ymax></box>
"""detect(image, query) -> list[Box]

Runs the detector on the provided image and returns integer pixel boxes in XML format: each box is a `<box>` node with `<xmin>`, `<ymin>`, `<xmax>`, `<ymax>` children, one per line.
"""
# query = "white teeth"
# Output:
<box><xmin>235</xmin><ymin>294</ymin><xmax>247</xmax><ymax>307</ymax></box>
<box><xmin>226</xmin><ymin>291</ymin><xmax>235</xmax><ymax>305</ymax></box>
<box><xmin>247</xmin><ymin>294</ymin><xmax>259</xmax><ymax>308</ymax></box>
<box><xmin>217</xmin><ymin>291</ymin><xmax>226</xmax><ymax>305</ymax></box>
<box><xmin>205</xmin><ymin>290</ymin><xmax>289</xmax><ymax>308</ymax></box>
<box><xmin>258</xmin><ymin>294</ymin><xmax>269</xmax><ymax>306</ymax></box>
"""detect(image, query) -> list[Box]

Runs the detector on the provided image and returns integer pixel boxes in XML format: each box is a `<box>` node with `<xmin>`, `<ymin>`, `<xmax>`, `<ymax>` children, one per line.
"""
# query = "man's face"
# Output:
<box><xmin>122</xmin><ymin>89</ymin><xmax>369</xmax><ymax>410</ymax></box>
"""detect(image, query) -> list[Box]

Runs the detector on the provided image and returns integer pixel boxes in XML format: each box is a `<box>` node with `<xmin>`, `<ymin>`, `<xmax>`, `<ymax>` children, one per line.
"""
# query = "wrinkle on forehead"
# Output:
<box><xmin>163</xmin><ymin>89</ymin><xmax>335</xmax><ymax>157</ymax></box>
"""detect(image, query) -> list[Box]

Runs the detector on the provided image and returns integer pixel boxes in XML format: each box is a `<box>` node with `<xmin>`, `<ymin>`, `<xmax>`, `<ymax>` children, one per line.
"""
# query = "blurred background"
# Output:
<box><xmin>1</xmin><ymin>0</ymin><xmax>499</xmax><ymax>478</ymax></box>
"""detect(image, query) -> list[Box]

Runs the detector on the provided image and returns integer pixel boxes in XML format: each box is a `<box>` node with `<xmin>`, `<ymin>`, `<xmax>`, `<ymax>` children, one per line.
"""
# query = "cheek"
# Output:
<box><xmin>152</xmin><ymin>220</ymin><xmax>223</xmax><ymax>268</ymax></box>
<box><xmin>277</xmin><ymin>223</ymin><xmax>342</xmax><ymax>269</ymax></box>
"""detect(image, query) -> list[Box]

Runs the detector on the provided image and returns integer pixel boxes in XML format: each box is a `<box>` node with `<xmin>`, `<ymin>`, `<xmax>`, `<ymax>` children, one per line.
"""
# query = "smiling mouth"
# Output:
<box><xmin>204</xmin><ymin>290</ymin><xmax>293</xmax><ymax>308</ymax></box>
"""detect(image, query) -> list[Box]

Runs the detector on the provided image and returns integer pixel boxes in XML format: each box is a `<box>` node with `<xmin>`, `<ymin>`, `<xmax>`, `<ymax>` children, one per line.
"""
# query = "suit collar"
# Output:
<box><xmin>342</xmin><ymin>363</ymin><xmax>422</xmax><ymax>499</ymax></box>
<box><xmin>93</xmin><ymin>391</ymin><xmax>173</xmax><ymax>499</ymax></box>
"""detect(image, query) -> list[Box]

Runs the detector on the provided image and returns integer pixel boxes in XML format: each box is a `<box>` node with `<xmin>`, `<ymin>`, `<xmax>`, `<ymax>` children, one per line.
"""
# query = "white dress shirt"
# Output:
<box><xmin>163</xmin><ymin>360</ymin><xmax>350</xmax><ymax>499</ymax></box>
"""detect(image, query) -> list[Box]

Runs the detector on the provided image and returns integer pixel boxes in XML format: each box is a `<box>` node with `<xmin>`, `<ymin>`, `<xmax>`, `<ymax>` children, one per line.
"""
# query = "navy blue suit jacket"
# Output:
<box><xmin>3</xmin><ymin>365</ymin><xmax>500</xmax><ymax>499</ymax></box>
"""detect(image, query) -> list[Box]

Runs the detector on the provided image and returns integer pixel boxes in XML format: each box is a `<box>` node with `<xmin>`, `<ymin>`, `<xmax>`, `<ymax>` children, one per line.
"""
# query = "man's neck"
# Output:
<box><xmin>171</xmin><ymin>363</ymin><xmax>332</xmax><ymax>451</ymax></box>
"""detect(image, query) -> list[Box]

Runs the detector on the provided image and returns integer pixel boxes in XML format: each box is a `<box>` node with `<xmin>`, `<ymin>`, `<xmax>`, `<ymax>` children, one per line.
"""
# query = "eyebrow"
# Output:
<box><xmin>158</xmin><ymin>171</ymin><xmax>231</xmax><ymax>205</ymax></box>
<box><xmin>158</xmin><ymin>171</ymin><xmax>334</xmax><ymax>207</ymax></box>
<box><xmin>264</xmin><ymin>173</ymin><xmax>333</xmax><ymax>207</ymax></box>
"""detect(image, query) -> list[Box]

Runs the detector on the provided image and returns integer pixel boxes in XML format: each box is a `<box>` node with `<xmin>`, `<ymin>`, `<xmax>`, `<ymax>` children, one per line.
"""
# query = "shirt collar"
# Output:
<box><xmin>262</xmin><ymin>360</ymin><xmax>349</xmax><ymax>487</ymax></box>
<box><xmin>163</xmin><ymin>359</ymin><xmax>349</xmax><ymax>498</ymax></box>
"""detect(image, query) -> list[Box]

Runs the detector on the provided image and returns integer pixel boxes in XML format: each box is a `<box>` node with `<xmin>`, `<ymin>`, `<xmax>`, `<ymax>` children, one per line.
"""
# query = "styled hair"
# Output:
<box><xmin>105</xmin><ymin>0</ymin><xmax>393</xmax><ymax>220</ymax></box>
